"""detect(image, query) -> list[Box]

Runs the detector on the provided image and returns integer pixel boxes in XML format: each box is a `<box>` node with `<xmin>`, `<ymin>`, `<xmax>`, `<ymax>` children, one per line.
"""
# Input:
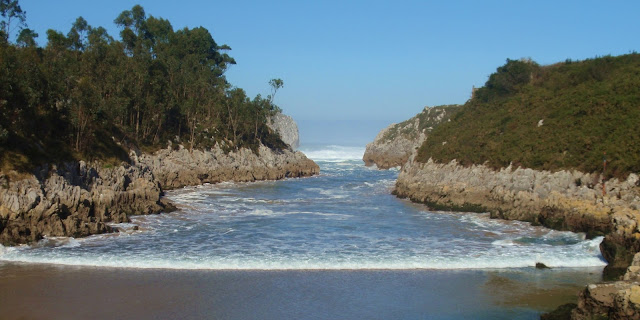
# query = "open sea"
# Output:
<box><xmin>0</xmin><ymin>145</ymin><xmax>607</xmax><ymax>319</ymax></box>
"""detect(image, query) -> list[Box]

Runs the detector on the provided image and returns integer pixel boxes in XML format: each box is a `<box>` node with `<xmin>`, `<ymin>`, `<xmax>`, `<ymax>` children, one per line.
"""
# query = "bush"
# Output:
<box><xmin>417</xmin><ymin>53</ymin><xmax>640</xmax><ymax>179</ymax></box>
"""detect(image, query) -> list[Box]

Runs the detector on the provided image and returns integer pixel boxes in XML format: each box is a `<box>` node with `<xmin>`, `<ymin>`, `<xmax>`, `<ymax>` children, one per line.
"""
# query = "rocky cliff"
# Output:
<box><xmin>363</xmin><ymin>105</ymin><xmax>459</xmax><ymax>169</ymax></box>
<box><xmin>394</xmin><ymin>156</ymin><xmax>640</xmax><ymax>271</ymax></box>
<box><xmin>0</xmin><ymin>161</ymin><xmax>171</xmax><ymax>245</ymax></box>
<box><xmin>135</xmin><ymin>144</ymin><xmax>319</xmax><ymax>190</ymax></box>
<box><xmin>0</xmin><ymin>144</ymin><xmax>319</xmax><ymax>245</ymax></box>
<box><xmin>268</xmin><ymin>112</ymin><xmax>300</xmax><ymax>149</ymax></box>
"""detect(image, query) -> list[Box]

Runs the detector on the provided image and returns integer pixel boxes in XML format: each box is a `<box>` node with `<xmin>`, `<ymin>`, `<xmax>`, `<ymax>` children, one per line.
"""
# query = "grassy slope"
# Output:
<box><xmin>417</xmin><ymin>54</ymin><xmax>640</xmax><ymax>179</ymax></box>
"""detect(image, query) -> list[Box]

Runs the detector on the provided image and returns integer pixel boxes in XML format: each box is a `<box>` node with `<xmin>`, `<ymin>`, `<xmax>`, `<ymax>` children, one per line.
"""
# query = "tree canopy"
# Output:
<box><xmin>0</xmin><ymin>3</ymin><xmax>287</xmax><ymax>172</ymax></box>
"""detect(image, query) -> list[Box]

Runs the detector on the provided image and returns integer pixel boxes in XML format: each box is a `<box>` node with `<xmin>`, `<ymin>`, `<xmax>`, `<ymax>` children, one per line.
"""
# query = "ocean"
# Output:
<box><xmin>0</xmin><ymin>145</ymin><xmax>606</xmax><ymax>319</ymax></box>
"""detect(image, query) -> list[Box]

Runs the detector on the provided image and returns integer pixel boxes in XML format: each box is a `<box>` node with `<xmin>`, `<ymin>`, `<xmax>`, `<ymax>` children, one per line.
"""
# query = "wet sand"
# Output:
<box><xmin>0</xmin><ymin>263</ymin><xmax>602</xmax><ymax>320</ymax></box>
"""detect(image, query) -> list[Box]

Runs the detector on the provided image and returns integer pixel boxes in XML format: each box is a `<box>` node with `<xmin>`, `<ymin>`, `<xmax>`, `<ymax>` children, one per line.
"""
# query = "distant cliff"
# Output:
<box><xmin>268</xmin><ymin>113</ymin><xmax>300</xmax><ymax>149</ymax></box>
<box><xmin>363</xmin><ymin>105</ymin><xmax>460</xmax><ymax>169</ymax></box>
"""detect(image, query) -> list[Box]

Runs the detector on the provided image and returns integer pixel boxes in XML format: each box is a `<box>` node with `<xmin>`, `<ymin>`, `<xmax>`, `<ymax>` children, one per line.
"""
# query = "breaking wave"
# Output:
<box><xmin>0</xmin><ymin>145</ymin><xmax>608</xmax><ymax>271</ymax></box>
<box><xmin>299</xmin><ymin>145</ymin><xmax>365</xmax><ymax>162</ymax></box>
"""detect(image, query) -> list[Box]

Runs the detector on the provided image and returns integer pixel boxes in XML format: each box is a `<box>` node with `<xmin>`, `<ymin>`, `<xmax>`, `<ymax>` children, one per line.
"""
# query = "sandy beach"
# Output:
<box><xmin>0</xmin><ymin>262</ymin><xmax>602</xmax><ymax>320</ymax></box>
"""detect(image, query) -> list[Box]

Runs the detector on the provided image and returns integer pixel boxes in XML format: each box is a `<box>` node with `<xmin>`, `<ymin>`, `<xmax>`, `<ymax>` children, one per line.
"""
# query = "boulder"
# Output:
<box><xmin>572</xmin><ymin>253</ymin><xmax>640</xmax><ymax>319</ymax></box>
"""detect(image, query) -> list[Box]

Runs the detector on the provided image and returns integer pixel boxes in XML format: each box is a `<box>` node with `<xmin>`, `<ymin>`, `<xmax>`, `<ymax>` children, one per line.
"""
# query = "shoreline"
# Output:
<box><xmin>395</xmin><ymin>157</ymin><xmax>640</xmax><ymax>272</ymax></box>
<box><xmin>393</xmin><ymin>156</ymin><xmax>640</xmax><ymax>318</ymax></box>
<box><xmin>0</xmin><ymin>144</ymin><xmax>319</xmax><ymax>246</ymax></box>
<box><xmin>0</xmin><ymin>258</ymin><xmax>608</xmax><ymax>272</ymax></box>
<box><xmin>0</xmin><ymin>261</ymin><xmax>602</xmax><ymax>320</ymax></box>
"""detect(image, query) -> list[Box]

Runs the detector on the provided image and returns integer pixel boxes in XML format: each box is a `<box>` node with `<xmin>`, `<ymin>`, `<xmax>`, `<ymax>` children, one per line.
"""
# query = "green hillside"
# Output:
<box><xmin>417</xmin><ymin>54</ymin><xmax>640</xmax><ymax>179</ymax></box>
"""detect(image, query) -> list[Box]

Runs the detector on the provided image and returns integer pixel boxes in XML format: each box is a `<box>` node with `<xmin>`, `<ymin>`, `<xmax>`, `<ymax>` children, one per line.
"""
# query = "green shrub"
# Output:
<box><xmin>417</xmin><ymin>54</ymin><xmax>640</xmax><ymax>179</ymax></box>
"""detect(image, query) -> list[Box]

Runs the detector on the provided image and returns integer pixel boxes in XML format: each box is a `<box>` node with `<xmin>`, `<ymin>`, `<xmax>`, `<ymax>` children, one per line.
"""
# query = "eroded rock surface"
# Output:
<box><xmin>0</xmin><ymin>144</ymin><xmax>319</xmax><ymax>245</ymax></box>
<box><xmin>0</xmin><ymin>161</ymin><xmax>169</xmax><ymax>245</ymax></box>
<box><xmin>572</xmin><ymin>253</ymin><xmax>640</xmax><ymax>319</ymax></box>
<box><xmin>394</xmin><ymin>155</ymin><xmax>640</xmax><ymax>269</ymax></box>
<box><xmin>268</xmin><ymin>112</ymin><xmax>300</xmax><ymax>149</ymax></box>
<box><xmin>135</xmin><ymin>144</ymin><xmax>319</xmax><ymax>190</ymax></box>
<box><xmin>363</xmin><ymin>105</ymin><xmax>459</xmax><ymax>169</ymax></box>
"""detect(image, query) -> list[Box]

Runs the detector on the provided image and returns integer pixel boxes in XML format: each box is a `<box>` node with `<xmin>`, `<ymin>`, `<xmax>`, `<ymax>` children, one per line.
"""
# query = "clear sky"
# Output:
<box><xmin>18</xmin><ymin>0</ymin><xmax>640</xmax><ymax>145</ymax></box>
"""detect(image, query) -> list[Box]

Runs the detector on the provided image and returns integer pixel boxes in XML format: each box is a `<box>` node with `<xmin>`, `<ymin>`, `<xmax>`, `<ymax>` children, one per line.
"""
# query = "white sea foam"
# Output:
<box><xmin>299</xmin><ymin>145</ymin><xmax>365</xmax><ymax>162</ymax></box>
<box><xmin>0</xmin><ymin>245</ymin><xmax>607</xmax><ymax>270</ymax></box>
<box><xmin>0</xmin><ymin>146</ymin><xmax>610</xmax><ymax>272</ymax></box>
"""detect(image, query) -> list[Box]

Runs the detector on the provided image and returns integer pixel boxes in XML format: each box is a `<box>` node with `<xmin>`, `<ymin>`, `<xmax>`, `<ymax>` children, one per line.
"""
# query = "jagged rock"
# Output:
<box><xmin>363</xmin><ymin>105</ymin><xmax>460</xmax><ymax>169</ymax></box>
<box><xmin>0</xmin><ymin>162</ymin><xmax>168</xmax><ymax>245</ymax></box>
<box><xmin>394</xmin><ymin>156</ymin><xmax>640</xmax><ymax>269</ymax></box>
<box><xmin>137</xmin><ymin>144</ymin><xmax>319</xmax><ymax>190</ymax></box>
<box><xmin>0</xmin><ymin>143</ymin><xmax>319</xmax><ymax>245</ymax></box>
<box><xmin>570</xmin><ymin>253</ymin><xmax>640</xmax><ymax>319</ymax></box>
<box><xmin>572</xmin><ymin>277</ymin><xmax>640</xmax><ymax>319</ymax></box>
<box><xmin>394</xmin><ymin>155</ymin><xmax>640</xmax><ymax>319</ymax></box>
<box><xmin>268</xmin><ymin>112</ymin><xmax>300</xmax><ymax>149</ymax></box>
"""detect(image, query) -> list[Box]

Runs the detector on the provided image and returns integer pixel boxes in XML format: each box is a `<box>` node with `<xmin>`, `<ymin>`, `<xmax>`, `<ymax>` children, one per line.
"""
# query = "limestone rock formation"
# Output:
<box><xmin>394</xmin><ymin>155</ymin><xmax>640</xmax><ymax>269</ymax></box>
<box><xmin>0</xmin><ymin>161</ymin><xmax>170</xmax><ymax>245</ymax></box>
<box><xmin>135</xmin><ymin>144</ymin><xmax>319</xmax><ymax>190</ymax></box>
<box><xmin>0</xmin><ymin>143</ymin><xmax>319</xmax><ymax>245</ymax></box>
<box><xmin>363</xmin><ymin>105</ymin><xmax>459</xmax><ymax>169</ymax></box>
<box><xmin>268</xmin><ymin>112</ymin><xmax>300</xmax><ymax>149</ymax></box>
<box><xmin>572</xmin><ymin>252</ymin><xmax>640</xmax><ymax>319</ymax></box>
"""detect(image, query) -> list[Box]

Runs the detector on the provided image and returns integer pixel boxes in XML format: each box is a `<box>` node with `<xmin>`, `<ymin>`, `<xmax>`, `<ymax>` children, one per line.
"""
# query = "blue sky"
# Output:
<box><xmin>18</xmin><ymin>0</ymin><xmax>640</xmax><ymax>145</ymax></box>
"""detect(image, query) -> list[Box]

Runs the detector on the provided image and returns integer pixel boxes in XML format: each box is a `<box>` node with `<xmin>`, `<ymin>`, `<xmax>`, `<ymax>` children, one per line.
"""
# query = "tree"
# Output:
<box><xmin>67</xmin><ymin>17</ymin><xmax>89</xmax><ymax>51</ymax></box>
<box><xmin>16</xmin><ymin>27</ymin><xmax>36</xmax><ymax>47</ymax></box>
<box><xmin>0</xmin><ymin>0</ymin><xmax>26</xmax><ymax>42</ymax></box>
<box><xmin>268</xmin><ymin>78</ymin><xmax>283</xmax><ymax>105</ymax></box>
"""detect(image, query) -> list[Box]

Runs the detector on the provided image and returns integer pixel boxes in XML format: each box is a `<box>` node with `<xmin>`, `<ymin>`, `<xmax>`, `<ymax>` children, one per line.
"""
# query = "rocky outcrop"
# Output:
<box><xmin>571</xmin><ymin>253</ymin><xmax>640</xmax><ymax>319</ymax></box>
<box><xmin>0</xmin><ymin>143</ymin><xmax>319</xmax><ymax>245</ymax></box>
<box><xmin>0</xmin><ymin>161</ymin><xmax>171</xmax><ymax>245</ymax></box>
<box><xmin>268</xmin><ymin>112</ymin><xmax>300</xmax><ymax>149</ymax></box>
<box><xmin>135</xmin><ymin>144</ymin><xmax>319</xmax><ymax>190</ymax></box>
<box><xmin>394</xmin><ymin>155</ymin><xmax>640</xmax><ymax>270</ymax></box>
<box><xmin>363</xmin><ymin>105</ymin><xmax>459</xmax><ymax>169</ymax></box>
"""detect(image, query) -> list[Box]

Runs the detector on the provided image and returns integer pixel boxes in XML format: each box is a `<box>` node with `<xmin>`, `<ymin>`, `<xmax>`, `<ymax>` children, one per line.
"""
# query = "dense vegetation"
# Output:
<box><xmin>417</xmin><ymin>55</ymin><xmax>640</xmax><ymax>179</ymax></box>
<box><xmin>0</xmin><ymin>2</ymin><xmax>286</xmax><ymax>172</ymax></box>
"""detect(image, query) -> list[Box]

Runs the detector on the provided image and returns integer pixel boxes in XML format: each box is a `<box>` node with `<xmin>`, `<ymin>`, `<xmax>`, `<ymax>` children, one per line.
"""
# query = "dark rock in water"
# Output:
<box><xmin>540</xmin><ymin>303</ymin><xmax>576</xmax><ymax>320</ymax></box>
<box><xmin>536</xmin><ymin>262</ymin><xmax>550</xmax><ymax>269</ymax></box>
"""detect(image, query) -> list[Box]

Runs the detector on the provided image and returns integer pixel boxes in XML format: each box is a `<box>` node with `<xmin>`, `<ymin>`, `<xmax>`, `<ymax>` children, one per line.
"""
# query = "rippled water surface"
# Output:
<box><xmin>0</xmin><ymin>145</ymin><xmax>606</xmax><ymax>271</ymax></box>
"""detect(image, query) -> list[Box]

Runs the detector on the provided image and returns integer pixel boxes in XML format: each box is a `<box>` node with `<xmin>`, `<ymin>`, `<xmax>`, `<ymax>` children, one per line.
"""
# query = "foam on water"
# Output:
<box><xmin>0</xmin><ymin>145</ymin><xmax>608</xmax><ymax>271</ymax></box>
<box><xmin>299</xmin><ymin>145</ymin><xmax>365</xmax><ymax>162</ymax></box>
